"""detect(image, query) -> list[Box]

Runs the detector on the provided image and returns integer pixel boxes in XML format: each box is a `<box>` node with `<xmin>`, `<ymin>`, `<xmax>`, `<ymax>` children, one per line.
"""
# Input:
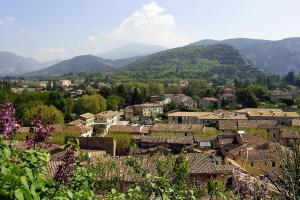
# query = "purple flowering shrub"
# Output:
<box><xmin>0</xmin><ymin>102</ymin><xmax>20</xmax><ymax>140</ymax></box>
<box><xmin>26</xmin><ymin>109</ymin><xmax>55</xmax><ymax>149</ymax></box>
<box><xmin>54</xmin><ymin>144</ymin><xmax>76</xmax><ymax>185</ymax></box>
<box><xmin>233</xmin><ymin>167</ymin><xmax>268</xmax><ymax>199</ymax></box>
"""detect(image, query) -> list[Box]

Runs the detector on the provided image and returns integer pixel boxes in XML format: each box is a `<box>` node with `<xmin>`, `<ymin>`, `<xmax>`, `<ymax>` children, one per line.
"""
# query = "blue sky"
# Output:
<box><xmin>0</xmin><ymin>0</ymin><xmax>300</xmax><ymax>61</ymax></box>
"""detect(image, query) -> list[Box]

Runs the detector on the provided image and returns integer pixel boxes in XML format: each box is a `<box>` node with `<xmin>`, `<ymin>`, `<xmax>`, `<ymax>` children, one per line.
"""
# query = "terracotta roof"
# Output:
<box><xmin>109</xmin><ymin>125</ymin><xmax>150</xmax><ymax>134</ymax></box>
<box><xmin>80</xmin><ymin>113</ymin><xmax>95</xmax><ymax>119</ymax></box>
<box><xmin>134</xmin><ymin>135</ymin><xmax>195</xmax><ymax>145</ymax></box>
<box><xmin>202</xmin><ymin>97</ymin><xmax>220</xmax><ymax>102</ymax></box>
<box><xmin>239</xmin><ymin>134</ymin><xmax>268</xmax><ymax>144</ymax></box>
<box><xmin>219</xmin><ymin>120</ymin><xmax>238</xmax><ymax>131</ymax></box>
<box><xmin>150</xmin><ymin>123</ymin><xmax>203</xmax><ymax>132</ymax></box>
<box><xmin>237</xmin><ymin>108</ymin><xmax>299</xmax><ymax>118</ymax></box>
<box><xmin>168</xmin><ymin>111</ymin><xmax>247</xmax><ymax>120</ymax></box>
<box><xmin>238</xmin><ymin>120</ymin><xmax>278</xmax><ymax>128</ymax></box>
<box><xmin>96</xmin><ymin>110</ymin><xmax>117</xmax><ymax>118</ymax></box>
<box><xmin>239</xmin><ymin>149</ymin><xmax>278</xmax><ymax>161</ymax></box>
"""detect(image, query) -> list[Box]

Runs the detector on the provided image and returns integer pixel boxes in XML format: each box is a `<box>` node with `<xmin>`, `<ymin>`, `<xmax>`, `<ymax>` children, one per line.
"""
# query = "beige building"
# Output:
<box><xmin>124</xmin><ymin>103</ymin><xmax>163</xmax><ymax>121</ymax></box>
<box><xmin>168</xmin><ymin>110</ymin><xmax>247</xmax><ymax>127</ymax></box>
<box><xmin>237</xmin><ymin>108</ymin><xmax>299</xmax><ymax>126</ymax></box>
<box><xmin>95</xmin><ymin>111</ymin><xmax>118</xmax><ymax>128</ymax></box>
<box><xmin>79</xmin><ymin>113</ymin><xmax>95</xmax><ymax>127</ymax></box>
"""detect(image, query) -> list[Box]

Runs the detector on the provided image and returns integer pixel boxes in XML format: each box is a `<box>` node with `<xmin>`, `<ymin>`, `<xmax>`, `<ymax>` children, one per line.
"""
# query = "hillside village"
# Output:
<box><xmin>1</xmin><ymin>75</ymin><xmax>300</xmax><ymax>198</ymax></box>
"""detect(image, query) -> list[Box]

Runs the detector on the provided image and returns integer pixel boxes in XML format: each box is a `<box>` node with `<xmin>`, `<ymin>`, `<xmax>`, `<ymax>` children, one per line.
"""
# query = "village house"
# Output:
<box><xmin>149</xmin><ymin>123</ymin><xmax>204</xmax><ymax>136</ymax></box>
<box><xmin>168</xmin><ymin>110</ymin><xmax>247</xmax><ymax>127</ymax></box>
<box><xmin>237</xmin><ymin>108</ymin><xmax>299</xmax><ymax>125</ymax></box>
<box><xmin>200</xmin><ymin>97</ymin><xmax>220</xmax><ymax>109</ymax></box>
<box><xmin>79</xmin><ymin>113</ymin><xmax>95</xmax><ymax>127</ymax></box>
<box><xmin>220</xmin><ymin>131</ymin><xmax>283</xmax><ymax>177</ymax></box>
<box><xmin>179</xmin><ymin>80</ymin><xmax>189</xmax><ymax>87</ymax></box>
<box><xmin>94</xmin><ymin>110</ymin><xmax>118</xmax><ymax>130</ymax></box>
<box><xmin>108</xmin><ymin>124</ymin><xmax>150</xmax><ymax>135</ymax></box>
<box><xmin>270</xmin><ymin>89</ymin><xmax>293</xmax><ymax>103</ymax></box>
<box><xmin>267</xmin><ymin>127</ymin><xmax>299</xmax><ymax>147</ymax></box>
<box><xmin>39</xmin><ymin>81</ymin><xmax>49</xmax><ymax>88</ymax></box>
<box><xmin>219</xmin><ymin>88</ymin><xmax>237</xmax><ymax>103</ymax></box>
<box><xmin>124</xmin><ymin>103</ymin><xmax>163</xmax><ymax>121</ymax></box>
<box><xmin>162</xmin><ymin>94</ymin><xmax>197</xmax><ymax>109</ymax></box>
<box><xmin>231</xmin><ymin>142</ymin><xmax>281</xmax><ymax>177</ymax></box>
<box><xmin>56</xmin><ymin>79</ymin><xmax>72</xmax><ymax>88</ymax></box>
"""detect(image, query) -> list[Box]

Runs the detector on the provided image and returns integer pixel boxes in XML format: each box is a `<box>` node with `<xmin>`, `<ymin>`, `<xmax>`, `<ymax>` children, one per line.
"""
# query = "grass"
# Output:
<box><xmin>107</xmin><ymin>132</ymin><xmax>133</xmax><ymax>149</ymax></box>
<box><xmin>13</xmin><ymin>129</ymin><xmax>81</xmax><ymax>145</ymax></box>
<box><xmin>237</xmin><ymin>127</ymin><xmax>268</xmax><ymax>139</ymax></box>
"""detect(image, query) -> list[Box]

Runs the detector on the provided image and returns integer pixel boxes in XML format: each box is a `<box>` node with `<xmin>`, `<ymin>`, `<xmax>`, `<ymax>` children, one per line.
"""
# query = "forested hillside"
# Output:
<box><xmin>113</xmin><ymin>44</ymin><xmax>265</xmax><ymax>82</ymax></box>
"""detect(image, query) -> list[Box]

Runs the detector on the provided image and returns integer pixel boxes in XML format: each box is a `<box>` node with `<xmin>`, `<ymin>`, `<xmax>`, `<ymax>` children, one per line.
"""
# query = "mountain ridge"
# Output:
<box><xmin>190</xmin><ymin>37</ymin><xmax>300</xmax><ymax>74</ymax></box>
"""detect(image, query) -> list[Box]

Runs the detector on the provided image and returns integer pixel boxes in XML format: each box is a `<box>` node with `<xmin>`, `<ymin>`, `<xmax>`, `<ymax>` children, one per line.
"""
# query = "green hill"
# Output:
<box><xmin>113</xmin><ymin>44</ymin><xmax>265</xmax><ymax>81</ymax></box>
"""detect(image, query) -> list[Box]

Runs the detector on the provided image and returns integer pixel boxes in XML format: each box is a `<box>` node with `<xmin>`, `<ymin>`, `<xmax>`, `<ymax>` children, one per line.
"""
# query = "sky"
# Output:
<box><xmin>1</xmin><ymin>0</ymin><xmax>300</xmax><ymax>62</ymax></box>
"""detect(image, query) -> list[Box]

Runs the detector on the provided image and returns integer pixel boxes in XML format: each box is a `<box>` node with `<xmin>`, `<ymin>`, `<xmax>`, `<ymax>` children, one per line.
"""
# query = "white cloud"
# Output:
<box><xmin>35</xmin><ymin>47</ymin><xmax>66</xmax><ymax>61</ymax></box>
<box><xmin>88</xmin><ymin>35</ymin><xmax>97</xmax><ymax>43</ymax></box>
<box><xmin>101</xmin><ymin>1</ymin><xmax>190</xmax><ymax>48</ymax></box>
<box><xmin>0</xmin><ymin>17</ymin><xmax>15</xmax><ymax>25</ymax></box>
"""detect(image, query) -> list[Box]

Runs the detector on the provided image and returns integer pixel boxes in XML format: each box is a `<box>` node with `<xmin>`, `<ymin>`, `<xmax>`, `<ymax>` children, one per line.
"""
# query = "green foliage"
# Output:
<box><xmin>236</xmin><ymin>88</ymin><xmax>258</xmax><ymax>108</ymax></box>
<box><xmin>23</xmin><ymin>104</ymin><xmax>64</xmax><ymax>126</ymax></box>
<box><xmin>107</xmin><ymin>132</ymin><xmax>133</xmax><ymax>149</ymax></box>
<box><xmin>74</xmin><ymin>94</ymin><xmax>106</xmax><ymax>115</ymax></box>
<box><xmin>0</xmin><ymin>137</ymin><xmax>100</xmax><ymax>200</ymax></box>
<box><xmin>106</xmin><ymin>95</ymin><xmax>125</xmax><ymax>111</ymax></box>
<box><xmin>114</xmin><ymin>44</ymin><xmax>264</xmax><ymax>82</ymax></box>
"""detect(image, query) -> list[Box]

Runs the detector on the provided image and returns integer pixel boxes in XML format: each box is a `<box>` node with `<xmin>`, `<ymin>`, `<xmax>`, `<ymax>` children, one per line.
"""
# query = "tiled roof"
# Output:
<box><xmin>80</xmin><ymin>113</ymin><xmax>95</xmax><ymax>119</ymax></box>
<box><xmin>202</xmin><ymin>97</ymin><xmax>220</xmax><ymax>102</ymax></box>
<box><xmin>237</xmin><ymin>108</ymin><xmax>299</xmax><ymax>118</ymax></box>
<box><xmin>96</xmin><ymin>110</ymin><xmax>117</xmax><ymax>118</ymax></box>
<box><xmin>239</xmin><ymin>134</ymin><xmax>268</xmax><ymax>144</ymax></box>
<box><xmin>134</xmin><ymin>135</ymin><xmax>216</xmax><ymax>145</ymax></box>
<box><xmin>219</xmin><ymin>120</ymin><xmax>238</xmax><ymax>131</ymax></box>
<box><xmin>109</xmin><ymin>125</ymin><xmax>150</xmax><ymax>134</ymax></box>
<box><xmin>168</xmin><ymin>111</ymin><xmax>247</xmax><ymax>120</ymax></box>
<box><xmin>150</xmin><ymin>123</ymin><xmax>203</xmax><ymax>132</ymax></box>
<box><xmin>238</xmin><ymin>120</ymin><xmax>278</xmax><ymax>128</ymax></box>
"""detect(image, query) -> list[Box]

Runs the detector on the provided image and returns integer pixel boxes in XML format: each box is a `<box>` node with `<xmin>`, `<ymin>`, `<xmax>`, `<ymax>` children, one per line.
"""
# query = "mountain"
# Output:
<box><xmin>30</xmin><ymin>55</ymin><xmax>116</xmax><ymax>76</ymax></box>
<box><xmin>190</xmin><ymin>38</ymin><xmax>300</xmax><ymax>74</ymax></box>
<box><xmin>98</xmin><ymin>42</ymin><xmax>166</xmax><ymax>59</ymax></box>
<box><xmin>114</xmin><ymin>44</ymin><xmax>264</xmax><ymax>81</ymax></box>
<box><xmin>40</xmin><ymin>59</ymin><xmax>62</xmax><ymax>69</ymax></box>
<box><xmin>0</xmin><ymin>51</ymin><xmax>41</xmax><ymax>76</ymax></box>
<box><xmin>108</xmin><ymin>56</ymin><xmax>143</xmax><ymax>68</ymax></box>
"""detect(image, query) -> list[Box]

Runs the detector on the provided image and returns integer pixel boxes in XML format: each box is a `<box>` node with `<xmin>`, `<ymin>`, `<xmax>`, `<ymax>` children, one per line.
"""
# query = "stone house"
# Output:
<box><xmin>79</xmin><ymin>113</ymin><xmax>95</xmax><ymax>127</ymax></box>
<box><xmin>237</xmin><ymin>108</ymin><xmax>299</xmax><ymax>126</ymax></box>
<box><xmin>200</xmin><ymin>97</ymin><xmax>220</xmax><ymax>109</ymax></box>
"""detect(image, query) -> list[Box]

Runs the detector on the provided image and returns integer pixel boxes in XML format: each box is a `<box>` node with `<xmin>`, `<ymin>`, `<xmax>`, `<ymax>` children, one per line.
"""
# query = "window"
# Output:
<box><xmin>251</xmin><ymin>162</ymin><xmax>254</xmax><ymax>167</ymax></box>
<box><xmin>272</xmin><ymin>161</ymin><xmax>276</xmax><ymax>167</ymax></box>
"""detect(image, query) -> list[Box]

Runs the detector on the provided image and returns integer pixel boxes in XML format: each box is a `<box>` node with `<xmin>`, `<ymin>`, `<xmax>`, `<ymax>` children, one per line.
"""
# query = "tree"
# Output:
<box><xmin>283</xmin><ymin>71</ymin><xmax>296</xmax><ymax>84</ymax></box>
<box><xmin>236</xmin><ymin>89</ymin><xmax>258</xmax><ymax>108</ymax></box>
<box><xmin>74</xmin><ymin>94</ymin><xmax>106</xmax><ymax>115</ymax></box>
<box><xmin>23</xmin><ymin>104</ymin><xmax>64</xmax><ymax>125</ymax></box>
<box><xmin>106</xmin><ymin>95</ymin><xmax>125</xmax><ymax>111</ymax></box>
<box><xmin>246</xmin><ymin>84</ymin><xmax>269</xmax><ymax>101</ymax></box>
<box><xmin>48</xmin><ymin>91</ymin><xmax>66</xmax><ymax>111</ymax></box>
<box><xmin>267</xmin><ymin>144</ymin><xmax>300</xmax><ymax>200</ymax></box>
